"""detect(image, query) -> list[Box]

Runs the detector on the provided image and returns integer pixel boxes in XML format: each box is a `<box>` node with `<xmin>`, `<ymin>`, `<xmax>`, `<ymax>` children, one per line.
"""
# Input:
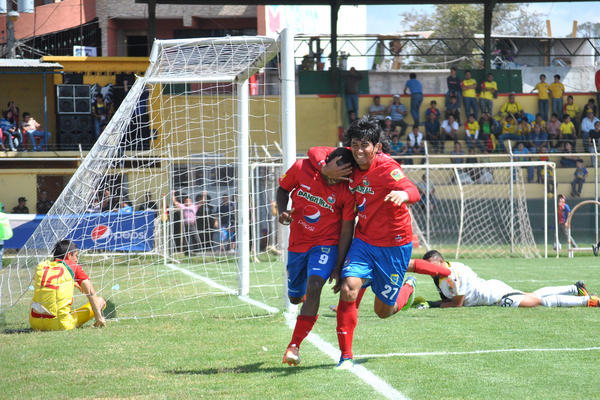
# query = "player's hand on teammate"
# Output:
<box><xmin>384</xmin><ymin>190</ymin><xmax>409</xmax><ymax>206</ymax></box>
<box><xmin>330</xmin><ymin>264</ymin><xmax>343</xmax><ymax>294</ymax></box>
<box><xmin>278</xmin><ymin>208</ymin><xmax>295</xmax><ymax>225</ymax></box>
<box><xmin>321</xmin><ymin>156</ymin><xmax>352</xmax><ymax>181</ymax></box>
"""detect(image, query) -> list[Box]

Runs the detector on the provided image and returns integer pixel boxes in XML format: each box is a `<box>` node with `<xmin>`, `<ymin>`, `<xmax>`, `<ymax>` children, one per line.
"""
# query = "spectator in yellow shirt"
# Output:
<box><xmin>559</xmin><ymin>115</ymin><xmax>576</xmax><ymax>149</ymax></box>
<box><xmin>480</xmin><ymin>73</ymin><xmax>497</xmax><ymax>115</ymax></box>
<box><xmin>500</xmin><ymin>93</ymin><xmax>523</xmax><ymax>116</ymax></box>
<box><xmin>563</xmin><ymin>95</ymin><xmax>580</xmax><ymax>134</ymax></box>
<box><xmin>518</xmin><ymin>118</ymin><xmax>532</xmax><ymax>137</ymax></box>
<box><xmin>461</xmin><ymin>70</ymin><xmax>478</xmax><ymax>119</ymax></box>
<box><xmin>532</xmin><ymin>74</ymin><xmax>551</xmax><ymax>121</ymax></box>
<box><xmin>532</xmin><ymin>113</ymin><xmax>546</xmax><ymax>133</ymax></box>
<box><xmin>464</xmin><ymin>113</ymin><xmax>484</xmax><ymax>152</ymax></box>
<box><xmin>549</xmin><ymin>74</ymin><xmax>565</xmax><ymax>119</ymax></box>
<box><xmin>498</xmin><ymin>114</ymin><xmax>519</xmax><ymax>152</ymax></box>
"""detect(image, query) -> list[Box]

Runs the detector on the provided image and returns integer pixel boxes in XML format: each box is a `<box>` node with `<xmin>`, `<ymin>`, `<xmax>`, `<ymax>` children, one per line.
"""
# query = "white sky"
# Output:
<box><xmin>365</xmin><ymin>2</ymin><xmax>600</xmax><ymax>37</ymax></box>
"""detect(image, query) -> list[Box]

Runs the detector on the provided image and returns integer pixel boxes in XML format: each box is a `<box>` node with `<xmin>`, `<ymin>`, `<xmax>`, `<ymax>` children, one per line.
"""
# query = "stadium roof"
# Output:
<box><xmin>0</xmin><ymin>59</ymin><xmax>62</xmax><ymax>69</ymax></box>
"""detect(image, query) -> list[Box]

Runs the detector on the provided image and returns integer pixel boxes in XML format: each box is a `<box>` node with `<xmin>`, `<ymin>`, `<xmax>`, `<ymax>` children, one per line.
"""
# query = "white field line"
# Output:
<box><xmin>284</xmin><ymin>313</ymin><xmax>410</xmax><ymax>400</ymax></box>
<box><xmin>357</xmin><ymin>346</ymin><xmax>600</xmax><ymax>359</ymax></box>
<box><xmin>164</xmin><ymin>263</ymin><xmax>279</xmax><ymax>314</ymax></box>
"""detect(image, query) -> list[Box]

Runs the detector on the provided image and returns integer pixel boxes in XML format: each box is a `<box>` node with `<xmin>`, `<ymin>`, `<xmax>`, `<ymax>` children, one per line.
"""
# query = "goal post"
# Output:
<box><xmin>404</xmin><ymin>160</ymin><xmax>555</xmax><ymax>259</ymax></box>
<box><xmin>0</xmin><ymin>31</ymin><xmax>294</xmax><ymax>320</ymax></box>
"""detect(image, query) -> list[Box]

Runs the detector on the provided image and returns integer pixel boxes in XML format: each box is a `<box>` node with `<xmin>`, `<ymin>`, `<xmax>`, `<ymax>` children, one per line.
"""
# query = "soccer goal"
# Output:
<box><xmin>404</xmin><ymin>161</ymin><xmax>556</xmax><ymax>259</ymax></box>
<box><xmin>0</xmin><ymin>30</ymin><xmax>296</xmax><ymax>321</ymax></box>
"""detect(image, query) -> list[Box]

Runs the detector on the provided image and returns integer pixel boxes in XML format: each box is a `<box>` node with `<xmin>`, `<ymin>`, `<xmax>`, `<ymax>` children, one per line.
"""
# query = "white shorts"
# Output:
<box><xmin>474</xmin><ymin>279</ymin><xmax>523</xmax><ymax>307</ymax></box>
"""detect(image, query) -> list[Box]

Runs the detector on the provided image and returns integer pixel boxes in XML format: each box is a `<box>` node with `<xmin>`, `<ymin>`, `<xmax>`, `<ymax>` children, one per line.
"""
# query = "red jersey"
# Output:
<box><xmin>279</xmin><ymin>159</ymin><xmax>356</xmax><ymax>252</ymax></box>
<box><xmin>308</xmin><ymin>147</ymin><xmax>419</xmax><ymax>247</ymax></box>
<box><xmin>56</xmin><ymin>258</ymin><xmax>89</xmax><ymax>285</ymax></box>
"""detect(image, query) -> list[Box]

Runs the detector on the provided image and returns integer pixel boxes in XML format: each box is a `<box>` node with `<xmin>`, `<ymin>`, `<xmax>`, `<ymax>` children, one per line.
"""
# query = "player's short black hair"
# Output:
<box><xmin>344</xmin><ymin>116</ymin><xmax>382</xmax><ymax>147</ymax></box>
<box><xmin>423</xmin><ymin>249</ymin><xmax>444</xmax><ymax>262</ymax></box>
<box><xmin>326</xmin><ymin>147</ymin><xmax>357</xmax><ymax>168</ymax></box>
<box><xmin>409</xmin><ymin>72</ymin><xmax>417</xmax><ymax>79</ymax></box>
<box><xmin>53</xmin><ymin>239</ymin><xmax>78</xmax><ymax>259</ymax></box>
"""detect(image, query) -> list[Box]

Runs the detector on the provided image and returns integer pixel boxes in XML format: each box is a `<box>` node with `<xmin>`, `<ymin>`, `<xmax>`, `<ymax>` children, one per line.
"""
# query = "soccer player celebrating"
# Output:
<box><xmin>30</xmin><ymin>240</ymin><xmax>106</xmax><ymax>331</ymax></box>
<box><xmin>279</xmin><ymin>147</ymin><xmax>357</xmax><ymax>366</ymax></box>
<box><xmin>309</xmin><ymin>117</ymin><xmax>428</xmax><ymax>369</ymax></box>
<box><xmin>423</xmin><ymin>250</ymin><xmax>598</xmax><ymax>308</ymax></box>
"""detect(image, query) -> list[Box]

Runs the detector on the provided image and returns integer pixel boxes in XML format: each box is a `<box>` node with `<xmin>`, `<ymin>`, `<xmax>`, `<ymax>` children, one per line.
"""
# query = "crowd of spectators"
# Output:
<box><xmin>0</xmin><ymin>101</ymin><xmax>52</xmax><ymax>152</ymax></box>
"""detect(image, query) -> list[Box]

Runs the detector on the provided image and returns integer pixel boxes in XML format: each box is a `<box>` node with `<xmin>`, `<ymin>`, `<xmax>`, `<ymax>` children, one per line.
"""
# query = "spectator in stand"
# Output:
<box><xmin>588</xmin><ymin>121</ymin><xmax>600</xmax><ymax>153</ymax></box>
<box><xmin>450</xmin><ymin>141</ymin><xmax>465</xmax><ymax>164</ymax></box>
<box><xmin>498</xmin><ymin>113</ymin><xmax>519</xmax><ymax>152</ymax></box>
<box><xmin>441</xmin><ymin>114</ymin><xmax>459</xmax><ymax>143</ymax></box>
<box><xmin>425</xmin><ymin>111</ymin><xmax>442</xmax><ymax>153</ymax></box>
<box><xmin>425</xmin><ymin>100</ymin><xmax>441</xmax><ymax>121</ymax></box>
<box><xmin>464</xmin><ymin>113</ymin><xmax>484</xmax><ymax>152</ymax></box>
<box><xmin>478</xmin><ymin>112</ymin><xmax>495</xmax><ymax>152</ymax></box>
<box><xmin>13</xmin><ymin>197</ymin><xmax>29</xmax><ymax>214</ymax></box>
<box><xmin>513</xmin><ymin>142</ymin><xmax>534</xmax><ymax>183</ymax></box>
<box><xmin>100</xmin><ymin>189</ymin><xmax>116</xmax><ymax>212</ymax></box>
<box><xmin>348</xmin><ymin>110</ymin><xmax>358</xmax><ymax>124</ymax></box>
<box><xmin>172</xmin><ymin>191</ymin><xmax>200</xmax><ymax>255</ymax></box>
<box><xmin>549</xmin><ymin>74</ymin><xmax>565</xmax><ymax>119</ymax></box>
<box><xmin>532</xmin><ymin>113</ymin><xmax>546</xmax><ymax>133</ymax></box>
<box><xmin>382</xmin><ymin>116</ymin><xmax>395</xmax><ymax>138</ymax></box>
<box><xmin>445</xmin><ymin>95</ymin><xmax>461</xmax><ymax>122</ymax></box>
<box><xmin>137</xmin><ymin>192</ymin><xmax>158</xmax><ymax>211</ymax></box>
<box><xmin>219</xmin><ymin>194</ymin><xmax>236</xmax><ymax>252</ymax></box>
<box><xmin>92</xmin><ymin>93</ymin><xmax>110</xmax><ymax>138</ymax></box>
<box><xmin>22</xmin><ymin>112</ymin><xmax>51</xmax><ymax>151</ymax></box>
<box><xmin>1</xmin><ymin>110</ymin><xmax>22</xmax><ymax>151</ymax></box>
<box><xmin>387</xmin><ymin>94</ymin><xmax>408</xmax><ymax>137</ymax></box>
<box><xmin>36</xmin><ymin>191</ymin><xmax>54</xmax><ymax>214</ymax></box>
<box><xmin>389</xmin><ymin>134</ymin><xmax>409</xmax><ymax>159</ymax></box>
<box><xmin>532</xmin><ymin>74</ymin><xmax>551</xmax><ymax>121</ymax></box>
<box><xmin>118</xmin><ymin>198</ymin><xmax>133</xmax><ymax>213</ymax></box>
<box><xmin>528</xmin><ymin>123</ymin><xmax>548</xmax><ymax>154</ymax></box>
<box><xmin>196</xmin><ymin>191</ymin><xmax>218</xmax><ymax>251</ymax></box>
<box><xmin>404</xmin><ymin>73</ymin><xmax>423</xmax><ymax>126</ymax></box>
<box><xmin>500</xmin><ymin>93</ymin><xmax>522</xmax><ymax>116</ymax></box>
<box><xmin>479</xmin><ymin>73</ymin><xmax>497</xmax><ymax>115</ymax></box>
<box><xmin>342</xmin><ymin>67</ymin><xmax>362</xmax><ymax>117</ymax></box>
<box><xmin>461</xmin><ymin>70</ymin><xmax>478</xmax><ymax>119</ymax></box>
<box><xmin>571</xmin><ymin>160</ymin><xmax>588</xmax><ymax>198</ymax></box>
<box><xmin>547</xmin><ymin>113</ymin><xmax>561</xmax><ymax>149</ymax></box>
<box><xmin>518</xmin><ymin>117</ymin><xmax>532</xmax><ymax>140</ymax></box>
<box><xmin>560</xmin><ymin>142</ymin><xmax>582</xmax><ymax>168</ymax></box>
<box><xmin>407</xmin><ymin>125</ymin><xmax>424</xmax><ymax>160</ymax></box>
<box><xmin>368</xmin><ymin>96</ymin><xmax>386</xmax><ymax>126</ymax></box>
<box><xmin>581</xmin><ymin>110</ymin><xmax>600</xmax><ymax>152</ymax></box>
<box><xmin>465</xmin><ymin>148</ymin><xmax>482</xmax><ymax>182</ymax></box>
<box><xmin>6</xmin><ymin>101</ymin><xmax>20</xmax><ymax>126</ymax></box>
<box><xmin>559</xmin><ymin>115</ymin><xmax>576</xmax><ymax>150</ymax></box>
<box><xmin>583</xmin><ymin>98</ymin><xmax>597</xmax><ymax>117</ymax></box>
<box><xmin>517</xmin><ymin>109</ymin><xmax>535</xmax><ymax>124</ymax></box>
<box><xmin>446</xmin><ymin>67</ymin><xmax>462</xmax><ymax>107</ymax></box>
<box><xmin>563</xmin><ymin>95</ymin><xmax>580</xmax><ymax>134</ymax></box>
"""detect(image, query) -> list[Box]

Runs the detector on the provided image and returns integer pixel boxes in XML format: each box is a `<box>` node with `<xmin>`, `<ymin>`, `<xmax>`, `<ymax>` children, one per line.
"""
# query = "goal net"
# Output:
<box><xmin>0</xmin><ymin>34</ymin><xmax>291</xmax><ymax>323</ymax></box>
<box><xmin>403</xmin><ymin>161</ymin><xmax>550</xmax><ymax>259</ymax></box>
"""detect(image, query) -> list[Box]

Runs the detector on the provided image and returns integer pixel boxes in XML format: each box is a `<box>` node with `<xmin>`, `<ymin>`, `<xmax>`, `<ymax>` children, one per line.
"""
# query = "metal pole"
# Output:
<box><xmin>424</xmin><ymin>141</ymin><xmax>430</xmax><ymax>245</ymax></box>
<box><xmin>281</xmin><ymin>28</ymin><xmax>296</xmax><ymax>312</ymax></box>
<box><xmin>508</xmin><ymin>141</ymin><xmax>514</xmax><ymax>255</ymax></box>
<box><xmin>553</xmin><ymin>162</ymin><xmax>559</xmax><ymax>258</ymax></box>
<box><xmin>594</xmin><ymin>139</ymin><xmax>598</xmax><ymax>245</ymax></box>
<box><xmin>454</xmin><ymin>167</ymin><xmax>464</xmax><ymax>259</ymax></box>
<box><xmin>237</xmin><ymin>79</ymin><xmax>250</xmax><ymax>296</ymax></box>
<box><xmin>43</xmin><ymin>72</ymin><xmax>48</xmax><ymax>148</ymax></box>
<box><xmin>543</xmin><ymin>163</ymin><xmax>548</xmax><ymax>258</ymax></box>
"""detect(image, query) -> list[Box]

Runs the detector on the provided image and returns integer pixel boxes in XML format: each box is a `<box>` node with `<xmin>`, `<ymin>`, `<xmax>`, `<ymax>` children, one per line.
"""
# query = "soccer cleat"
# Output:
<box><xmin>334</xmin><ymin>356</ymin><xmax>354</xmax><ymax>370</ymax></box>
<box><xmin>328</xmin><ymin>304</ymin><xmax>338</xmax><ymax>313</ymax></box>
<box><xmin>587</xmin><ymin>295</ymin><xmax>600</xmax><ymax>307</ymax></box>
<box><xmin>575</xmin><ymin>281</ymin><xmax>590</xmax><ymax>297</ymax></box>
<box><xmin>282</xmin><ymin>345</ymin><xmax>300</xmax><ymax>366</ymax></box>
<box><xmin>400</xmin><ymin>276</ymin><xmax>417</xmax><ymax>311</ymax></box>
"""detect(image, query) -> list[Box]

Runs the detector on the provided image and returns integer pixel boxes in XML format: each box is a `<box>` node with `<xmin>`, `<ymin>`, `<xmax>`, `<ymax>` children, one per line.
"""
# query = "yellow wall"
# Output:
<box><xmin>42</xmin><ymin>56</ymin><xmax>149</xmax><ymax>87</ymax></box>
<box><xmin>0</xmin><ymin>169</ymin><xmax>74</xmax><ymax>213</ymax></box>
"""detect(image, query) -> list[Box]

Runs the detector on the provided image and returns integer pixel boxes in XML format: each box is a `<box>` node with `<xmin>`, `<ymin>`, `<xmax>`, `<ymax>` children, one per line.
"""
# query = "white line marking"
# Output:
<box><xmin>357</xmin><ymin>347</ymin><xmax>600</xmax><ymax>359</ymax></box>
<box><xmin>284</xmin><ymin>313</ymin><xmax>410</xmax><ymax>400</ymax></box>
<box><xmin>165</xmin><ymin>263</ymin><xmax>279</xmax><ymax>314</ymax></box>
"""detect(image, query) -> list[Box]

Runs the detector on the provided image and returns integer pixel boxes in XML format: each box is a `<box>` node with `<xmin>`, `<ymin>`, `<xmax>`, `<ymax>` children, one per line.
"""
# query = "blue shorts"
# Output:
<box><xmin>287</xmin><ymin>245</ymin><xmax>338</xmax><ymax>299</ymax></box>
<box><xmin>342</xmin><ymin>238</ymin><xmax>412</xmax><ymax>306</ymax></box>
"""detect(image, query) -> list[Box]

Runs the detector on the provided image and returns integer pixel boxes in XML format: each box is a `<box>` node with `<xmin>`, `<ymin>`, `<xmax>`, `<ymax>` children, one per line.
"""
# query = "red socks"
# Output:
<box><xmin>394</xmin><ymin>283</ymin><xmax>414</xmax><ymax>313</ymax></box>
<box><xmin>336</xmin><ymin>300</ymin><xmax>357</xmax><ymax>360</ymax></box>
<box><xmin>413</xmin><ymin>259</ymin><xmax>451</xmax><ymax>277</ymax></box>
<box><xmin>355</xmin><ymin>287</ymin><xmax>367</xmax><ymax>309</ymax></box>
<box><xmin>289</xmin><ymin>314</ymin><xmax>318</xmax><ymax>348</ymax></box>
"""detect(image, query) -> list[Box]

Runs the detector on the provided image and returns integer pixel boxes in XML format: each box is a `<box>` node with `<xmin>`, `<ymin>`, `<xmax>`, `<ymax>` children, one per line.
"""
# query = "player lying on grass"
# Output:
<box><xmin>308</xmin><ymin>117</ymin><xmax>430</xmax><ymax>370</ymax></box>
<box><xmin>30</xmin><ymin>240</ymin><xmax>106</xmax><ymax>331</ymax></box>
<box><xmin>278</xmin><ymin>147</ymin><xmax>357</xmax><ymax>366</ymax></box>
<box><xmin>422</xmin><ymin>249</ymin><xmax>599</xmax><ymax>308</ymax></box>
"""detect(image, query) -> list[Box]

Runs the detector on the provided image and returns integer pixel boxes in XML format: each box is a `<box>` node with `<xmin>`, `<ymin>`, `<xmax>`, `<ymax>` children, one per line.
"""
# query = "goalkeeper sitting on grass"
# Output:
<box><xmin>30</xmin><ymin>240</ymin><xmax>106</xmax><ymax>331</ymax></box>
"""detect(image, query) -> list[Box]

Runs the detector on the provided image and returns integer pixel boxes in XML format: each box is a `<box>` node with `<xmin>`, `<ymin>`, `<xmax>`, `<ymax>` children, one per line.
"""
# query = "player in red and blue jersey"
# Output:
<box><xmin>309</xmin><ymin>117</ymin><xmax>449</xmax><ymax>369</ymax></box>
<box><xmin>278</xmin><ymin>147</ymin><xmax>357</xmax><ymax>366</ymax></box>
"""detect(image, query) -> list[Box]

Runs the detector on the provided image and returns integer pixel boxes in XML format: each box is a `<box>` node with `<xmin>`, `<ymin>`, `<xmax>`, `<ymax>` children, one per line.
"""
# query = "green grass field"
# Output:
<box><xmin>1</xmin><ymin>255</ymin><xmax>599</xmax><ymax>400</ymax></box>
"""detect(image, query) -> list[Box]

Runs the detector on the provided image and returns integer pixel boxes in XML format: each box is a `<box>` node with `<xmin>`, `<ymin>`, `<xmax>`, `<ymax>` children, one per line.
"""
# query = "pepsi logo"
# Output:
<box><xmin>357</xmin><ymin>197</ymin><xmax>366</xmax><ymax>212</ymax></box>
<box><xmin>303</xmin><ymin>205</ymin><xmax>321</xmax><ymax>224</ymax></box>
<box><xmin>91</xmin><ymin>225</ymin><xmax>112</xmax><ymax>241</ymax></box>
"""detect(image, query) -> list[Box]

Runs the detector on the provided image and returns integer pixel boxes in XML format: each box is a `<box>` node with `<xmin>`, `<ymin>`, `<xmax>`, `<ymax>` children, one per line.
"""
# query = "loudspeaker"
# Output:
<box><xmin>57</xmin><ymin>115</ymin><xmax>95</xmax><ymax>150</ymax></box>
<box><xmin>57</xmin><ymin>84</ymin><xmax>91</xmax><ymax>114</ymax></box>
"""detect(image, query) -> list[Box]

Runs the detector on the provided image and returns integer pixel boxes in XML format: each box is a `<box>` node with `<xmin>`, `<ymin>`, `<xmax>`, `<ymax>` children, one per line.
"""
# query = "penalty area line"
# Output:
<box><xmin>164</xmin><ymin>263</ymin><xmax>279</xmax><ymax>314</ymax></box>
<box><xmin>357</xmin><ymin>346</ymin><xmax>600</xmax><ymax>359</ymax></box>
<box><xmin>284</xmin><ymin>313</ymin><xmax>410</xmax><ymax>400</ymax></box>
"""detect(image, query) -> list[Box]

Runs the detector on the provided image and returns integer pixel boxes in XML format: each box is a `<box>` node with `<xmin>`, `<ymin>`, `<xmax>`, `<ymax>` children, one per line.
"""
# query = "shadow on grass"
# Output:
<box><xmin>1</xmin><ymin>327</ymin><xmax>33</xmax><ymax>335</ymax></box>
<box><xmin>166</xmin><ymin>361</ymin><xmax>331</xmax><ymax>376</ymax></box>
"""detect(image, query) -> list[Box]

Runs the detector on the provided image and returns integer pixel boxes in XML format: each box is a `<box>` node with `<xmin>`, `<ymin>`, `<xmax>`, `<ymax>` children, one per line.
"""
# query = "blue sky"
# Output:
<box><xmin>366</xmin><ymin>2</ymin><xmax>600</xmax><ymax>37</ymax></box>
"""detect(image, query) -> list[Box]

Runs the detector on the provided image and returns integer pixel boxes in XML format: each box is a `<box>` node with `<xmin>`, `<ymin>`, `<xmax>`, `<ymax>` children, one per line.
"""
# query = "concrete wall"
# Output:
<box><xmin>521</xmin><ymin>66</ymin><xmax>598</xmax><ymax>93</ymax></box>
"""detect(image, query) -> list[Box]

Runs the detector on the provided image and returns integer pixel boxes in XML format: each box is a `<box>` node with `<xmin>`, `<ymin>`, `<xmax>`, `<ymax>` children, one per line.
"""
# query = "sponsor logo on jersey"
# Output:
<box><xmin>300</xmin><ymin>184</ymin><xmax>311</xmax><ymax>190</ymax></box>
<box><xmin>303</xmin><ymin>205</ymin><xmax>321</xmax><ymax>224</ymax></box>
<box><xmin>350</xmin><ymin>185</ymin><xmax>374</xmax><ymax>195</ymax></box>
<box><xmin>357</xmin><ymin>197</ymin><xmax>366</xmax><ymax>212</ymax></box>
<box><xmin>321</xmin><ymin>247</ymin><xmax>331</xmax><ymax>254</ymax></box>
<box><xmin>390</xmin><ymin>168</ymin><xmax>405</xmax><ymax>181</ymax></box>
<box><xmin>91</xmin><ymin>225</ymin><xmax>112</xmax><ymax>241</ymax></box>
<box><xmin>394</xmin><ymin>234</ymin><xmax>402</xmax><ymax>242</ymax></box>
<box><xmin>297</xmin><ymin>189</ymin><xmax>334</xmax><ymax>213</ymax></box>
<box><xmin>390</xmin><ymin>274</ymin><xmax>399</xmax><ymax>285</ymax></box>
<box><xmin>344</xmin><ymin>258</ymin><xmax>349</xmax><ymax>266</ymax></box>
<box><xmin>363</xmin><ymin>178</ymin><xmax>370</xmax><ymax>186</ymax></box>
<box><xmin>327</xmin><ymin>193</ymin><xmax>336</xmax><ymax>204</ymax></box>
